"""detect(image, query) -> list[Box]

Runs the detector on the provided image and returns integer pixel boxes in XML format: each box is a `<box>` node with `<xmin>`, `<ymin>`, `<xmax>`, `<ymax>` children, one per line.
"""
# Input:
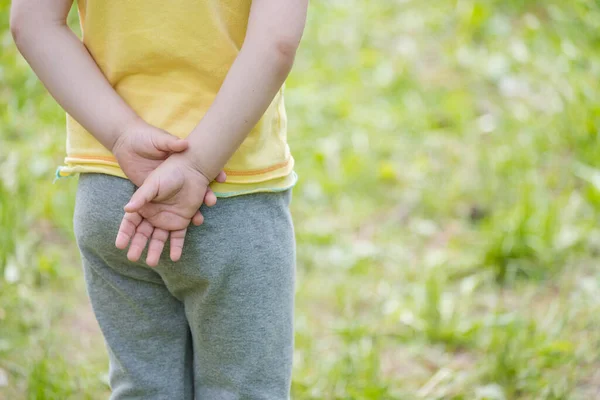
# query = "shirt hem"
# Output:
<box><xmin>55</xmin><ymin>167</ymin><xmax>298</xmax><ymax>198</ymax></box>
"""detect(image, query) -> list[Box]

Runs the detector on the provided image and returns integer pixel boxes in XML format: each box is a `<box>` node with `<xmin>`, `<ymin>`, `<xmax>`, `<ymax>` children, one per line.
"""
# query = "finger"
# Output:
<box><xmin>215</xmin><ymin>171</ymin><xmax>227</xmax><ymax>183</ymax></box>
<box><xmin>125</xmin><ymin>180</ymin><xmax>159</xmax><ymax>212</ymax></box>
<box><xmin>192</xmin><ymin>211</ymin><xmax>204</xmax><ymax>226</ymax></box>
<box><xmin>146</xmin><ymin>228</ymin><xmax>169</xmax><ymax>267</ymax></box>
<box><xmin>153</xmin><ymin>131</ymin><xmax>188</xmax><ymax>153</ymax></box>
<box><xmin>115</xmin><ymin>212</ymin><xmax>143</xmax><ymax>249</ymax></box>
<box><xmin>204</xmin><ymin>188</ymin><xmax>217</xmax><ymax>207</ymax></box>
<box><xmin>169</xmin><ymin>228</ymin><xmax>187</xmax><ymax>262</ymax></box>
<box><xmin>127</xmin><ymin>219</ymin><xmax>155</xmax><ymax>262</ymax></box>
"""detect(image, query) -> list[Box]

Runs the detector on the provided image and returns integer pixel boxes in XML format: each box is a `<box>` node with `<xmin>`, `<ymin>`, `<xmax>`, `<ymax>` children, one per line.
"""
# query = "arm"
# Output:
<box><xmin>11</xmin><ymin>0</ymin><xmax>222</xmax><ymax>260</ymax></box>
<box><xmin>10</xmin><ymin>0</ymin><xmax>210</xmax><ymax>189</ymax></box>
<box><xmin>10</xmin><ymin>0</ymin><xmax>138</xmax><ymax>150</ymax></box>
<box><xmin>185</xmin><ymin>0</ymin><xmax>308</xmax><ymax>179</ymax></box>
<box><xmin>118</xmin><ymin>0</ymin><xmax>308</xmax><ymax>265</ymax></box>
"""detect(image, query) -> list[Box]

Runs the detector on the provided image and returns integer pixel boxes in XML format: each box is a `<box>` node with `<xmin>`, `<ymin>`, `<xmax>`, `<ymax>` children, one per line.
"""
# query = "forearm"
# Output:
<box><xmin>185</xmin><ymin>0</ymin><xmax>307</xmax><ymax>180</ymax></box>
<box><xmin>10</xmin><ymin>3</ymin><xmax>137</xmax><ymax>151</ymax></box>
<box><xmin>185</xmin><ymin>45</ymin><xmax>293</xmax><ymax>178</ymax></box>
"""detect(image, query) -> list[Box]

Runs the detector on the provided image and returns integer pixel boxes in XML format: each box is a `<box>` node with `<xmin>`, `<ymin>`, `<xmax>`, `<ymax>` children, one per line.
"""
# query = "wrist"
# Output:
<box><xmin>184</xmin><ymin>153</ymin><xmax>213</xmax><ymax>181</ymax></box>
<box><xmin>178</xmin><ymin>150</ymin><xmax>218</xmax><ymax>182</ymax></box>
<box><xmin>110</xmin><ymin>115</ymin><xmax>144</xmax><ymax>155</ymax></box>
<box><xmin>169</xmin><ymin>152</ymin><xmax>212</xmax><ymax>186</ymax></box>
<box><xmin>180</xmin><ymin>138</ymin><xmax>223</xmax><ymax>181</ymax></box>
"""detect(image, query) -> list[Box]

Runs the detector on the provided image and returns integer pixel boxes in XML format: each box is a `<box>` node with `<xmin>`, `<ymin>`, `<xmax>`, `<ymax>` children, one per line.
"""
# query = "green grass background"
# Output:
<box><xmin>2</xmin><ymin>0</ymin><xmax>600</xmax><ymax>398</ymax></box>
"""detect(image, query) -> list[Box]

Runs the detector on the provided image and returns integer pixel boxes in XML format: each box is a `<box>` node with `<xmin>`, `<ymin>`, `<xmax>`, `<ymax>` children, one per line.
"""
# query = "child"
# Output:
<box><xmin>11</xmin><ymin>0</ymin><xmax>307</xmax><ymax>398</ymax></box>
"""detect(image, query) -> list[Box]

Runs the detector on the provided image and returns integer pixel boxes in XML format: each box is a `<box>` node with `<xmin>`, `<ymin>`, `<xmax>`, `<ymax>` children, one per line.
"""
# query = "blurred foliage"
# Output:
<box><xmin>2</xmin><ymin>0</ymin><xmax>600</xmax><ymax>398</ymax></box>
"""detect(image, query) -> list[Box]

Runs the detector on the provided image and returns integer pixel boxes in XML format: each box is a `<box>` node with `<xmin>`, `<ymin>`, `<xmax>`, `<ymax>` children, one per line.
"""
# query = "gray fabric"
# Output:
<box><xmin>73</xmin><ymin>173</ymin><xmax>295</xmax><ymax>400</ymax></box>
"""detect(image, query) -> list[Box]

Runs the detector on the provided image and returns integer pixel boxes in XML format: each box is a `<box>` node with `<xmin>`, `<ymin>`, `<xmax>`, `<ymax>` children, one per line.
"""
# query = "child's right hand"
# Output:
<box><xmin>111</xmin><ymin>117</ymin><xmax>189</xmax><ymax>187</ymax></box>
<box><xmin>115</xmin><ymin>155</ymin><xmax>226</xmax><ymax>266</ymax></box>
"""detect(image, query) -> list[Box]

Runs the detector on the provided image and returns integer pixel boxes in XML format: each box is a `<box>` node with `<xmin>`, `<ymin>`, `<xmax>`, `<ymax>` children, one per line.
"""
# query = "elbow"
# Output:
<box><xmin>244</xmin><ymin>24</ymin><xmax>304</xmax><ymax>75</ymax></box>
<box><xmin>275</xmin><ymin>40</ymin><xmax>299</xmax><ymax>65</ymax></box>
<box><xmin>10</xmin><ymin>9</ymin><xmax>59</xmax><ymax>48</ymax></box>
<box><xmin>269</xmin><ymin>39</ymin><xmax>300</xmax><ymax>74</ymax></box>
<box><xmin>10</xmin><ymin>11</ymin><xmax>34</xmax><ymax>47</ymax></box>
<box><xmin>9</xmin><ymin>13</ymin><xmax>25</xmax><ymax>45</ymax></box>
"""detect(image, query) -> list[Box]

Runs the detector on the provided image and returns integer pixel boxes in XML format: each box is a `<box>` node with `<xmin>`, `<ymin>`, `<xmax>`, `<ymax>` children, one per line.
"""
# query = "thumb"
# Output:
<box><xmin>124</xmin><ymin>179</ymin><xmax>159</xmax><ymax>212</ymax></box>
<box><xmin>152</xmin><ymin>130</ymin><xmax>188</xmax><ymax>153</ymax></box>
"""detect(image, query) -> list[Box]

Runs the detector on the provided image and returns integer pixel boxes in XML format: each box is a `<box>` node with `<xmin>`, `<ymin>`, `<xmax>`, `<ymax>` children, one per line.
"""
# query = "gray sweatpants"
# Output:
<box><xmin>73</xmin><ymin>173</ymin><xmax>295</xmax><ymax>400</ymax></box>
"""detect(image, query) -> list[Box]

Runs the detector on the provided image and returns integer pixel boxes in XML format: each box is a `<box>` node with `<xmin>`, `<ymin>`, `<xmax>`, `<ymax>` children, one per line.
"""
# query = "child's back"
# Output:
<box><xmin>61</xmin><ymin>0</ymin><xmax>296</xmax><ymax>196</ymax></box>
<box><xmin>12</xmin><ymin>0</ymin><xmax>307</xmax><ymax>397</ymax></box>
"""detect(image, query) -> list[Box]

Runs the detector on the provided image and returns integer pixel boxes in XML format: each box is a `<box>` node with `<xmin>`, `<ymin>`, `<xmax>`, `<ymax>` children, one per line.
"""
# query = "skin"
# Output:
<box><xmin>11</xmin><ymin>0</ymin><xmax>308</xmax><ymax>266</ymax></box>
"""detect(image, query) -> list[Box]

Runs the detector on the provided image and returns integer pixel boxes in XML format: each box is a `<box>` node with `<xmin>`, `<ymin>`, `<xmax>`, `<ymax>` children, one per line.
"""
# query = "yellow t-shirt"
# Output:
<box><xmin>57</xmin><ymin>0</ymin><xmax>296</xmax><ymax>197</ymax></box>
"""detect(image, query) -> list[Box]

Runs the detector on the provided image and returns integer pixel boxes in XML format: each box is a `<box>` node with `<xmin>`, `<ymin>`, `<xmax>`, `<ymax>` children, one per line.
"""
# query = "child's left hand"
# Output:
<box><xmin>111</xmin><ymin>118</ymin><xmax>189</xmax><ymax>188</ymax></box>
<box><xmin>115</xmin><ymin>153</ymin><xmax>223</xmax><ymax>266</ymax></box>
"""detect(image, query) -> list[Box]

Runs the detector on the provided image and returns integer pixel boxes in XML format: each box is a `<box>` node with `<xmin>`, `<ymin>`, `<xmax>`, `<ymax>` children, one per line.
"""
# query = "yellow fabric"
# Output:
<box><xmin>59</xmin><ymin>0</ymin><xmax>295</xmax><ymax>196</ymax></box>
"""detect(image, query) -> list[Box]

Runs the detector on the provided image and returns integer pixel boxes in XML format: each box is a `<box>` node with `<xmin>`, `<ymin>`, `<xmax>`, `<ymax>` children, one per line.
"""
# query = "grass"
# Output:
<box><xmin>2</xmin><ymin>0</ymin><xmax>600</xmax><ymax>398</ymax></box>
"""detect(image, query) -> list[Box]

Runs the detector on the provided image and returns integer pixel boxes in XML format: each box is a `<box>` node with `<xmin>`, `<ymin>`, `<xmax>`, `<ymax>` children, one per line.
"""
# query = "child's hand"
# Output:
<box><xmin>111</xmin><ymin>118</ymin><xmax>189</xmax><ymax>187</ymax></box>
<box><xmin>115</xmin><ymin>154</ymin><xmax>224</xmax><ymax>266</ymax></box>
<box><xmin>111</xmin><ymin>118</ymin><xmax>220</xmax><ymax>231</ymax></box>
